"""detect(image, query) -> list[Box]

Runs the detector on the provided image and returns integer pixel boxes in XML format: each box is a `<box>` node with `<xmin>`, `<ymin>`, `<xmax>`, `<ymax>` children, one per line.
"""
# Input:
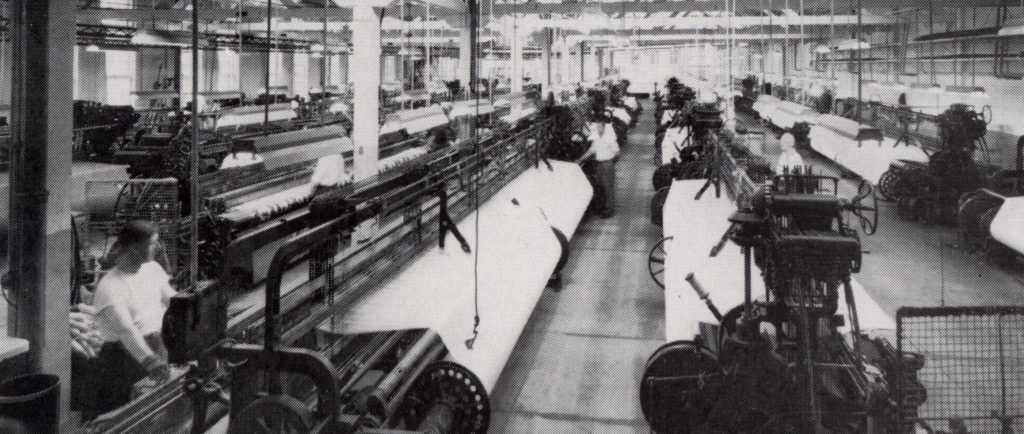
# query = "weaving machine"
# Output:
<box><xmin>640</xmin><ymin>153</ymin><xmax>931</xmax><ymax>433</ymax></box>
<box><xmin>198</xmin><ymin>118</ymin><xmax>446</xmax><ymax>284</ymax></box>
<box><xmin>90</xmin><ymin>115</ymin><xmax>587</xmax><ymax>434</ymax></box>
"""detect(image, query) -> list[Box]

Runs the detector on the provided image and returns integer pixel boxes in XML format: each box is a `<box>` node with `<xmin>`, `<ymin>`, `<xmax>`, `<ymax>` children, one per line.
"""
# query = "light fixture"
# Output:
<box><xmin>814</xmin><ymin>44</ymin><xmax>832</xmax><ymax>54</ymax></box>
<box><xmin>911</xmin><ymin>83</ymin><xmax>944</xmax><ymax>94</ymax></box>
<box><xmin>998</xmin><ymin>17</ymin><xmax>1024</xmax><ymax>37</ymax></box>
<box><xmin>85</xmin><ymin>44</ymin><xmax>101</xmax><ymax>52</ymax></box>
<box><xmin>835</xmin><ymin>38</ymin><xmax>870</xmax><ymax>51</ymax></box>
<box><xmin>946</xmin><ymin>85</ymin><xmax>989</xmax><ymax>99</ymax></box>
<box><xmin>130</xmin><ymin>29</ymin><xmax>187</xmax><ymax>47</ymax></box>
<box><xmin>310</xmin><ymin>43</ymin><xmax>325</xmax><ymax>52</ymax></box>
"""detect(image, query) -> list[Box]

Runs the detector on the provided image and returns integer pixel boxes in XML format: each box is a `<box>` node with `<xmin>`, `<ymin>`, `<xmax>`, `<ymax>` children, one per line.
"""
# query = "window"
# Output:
<box><xmin>217</xmin><ymin>49</ymin><xmax>240</xmax><ymax>92</ymax></box>
<box><xmin>105</xmin><ymin>50</ymin><xmax>137</xmax><ymax>106</ymax></box>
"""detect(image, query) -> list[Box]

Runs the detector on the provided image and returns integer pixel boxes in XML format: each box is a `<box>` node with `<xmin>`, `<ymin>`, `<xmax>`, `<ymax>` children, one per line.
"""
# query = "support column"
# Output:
<box><xmin>511</xmin><ymin>21</ymin><xmax>523</xmax><ymax>94</ymax></box>
<box><xmin>579</xmin><ymin>41</ymin><xmax>585</xmax><ymax>83</ymax></box>
<box><xmin>458</xmin><ymin>27</ymin><xmax>472</xmax><ymax>94</ymax></box>
<box><xmin>541</xmin><ymin>28</ymin><xmax>552</xmax><ymax>94</ymax></box>
<box><xmin>511</xmin><ymin>19</ymin><xmax>524</xmax><ymax>118</ymax></box>
<box><xmin>353</xmin><ymin>5</ymin><xmax>380</xmax><ymax>183</ymax></box>
<box><xmin>8</xmin><ymin>0</ymin><xmax>74</xmax><ymax>419</ymax></box>
<box><xmin>558</xmin><ymin>31</ymin><xmax>569</xmax><ymax>86</ymax></box>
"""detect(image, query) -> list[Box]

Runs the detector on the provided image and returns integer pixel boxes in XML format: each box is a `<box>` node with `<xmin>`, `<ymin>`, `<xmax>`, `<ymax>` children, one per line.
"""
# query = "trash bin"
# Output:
<box><xmin>0</xmin><ymin>374</ymin><xmax>60</xmax><ymax>433</ymax></box>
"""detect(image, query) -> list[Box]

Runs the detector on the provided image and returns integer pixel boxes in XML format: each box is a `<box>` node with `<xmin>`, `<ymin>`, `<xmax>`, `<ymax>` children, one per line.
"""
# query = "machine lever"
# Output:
<box><xmin>438</xmin><ymin>188</ymin><xmax>471</xmax><ymax>253</ymax></box>
<box><xmin>685</xmin><ymin>273</ymin><xmax>723</xmax><ymax>321</ymax></box>
<box><xmin>709</xmin><ymin>223</ymin><xmax>737</xmax><ymax>257</ymax></box>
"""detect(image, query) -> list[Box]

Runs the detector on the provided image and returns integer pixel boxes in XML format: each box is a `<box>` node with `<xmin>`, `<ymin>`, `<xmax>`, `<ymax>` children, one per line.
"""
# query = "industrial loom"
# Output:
<box><xmin>89</xmin><ymin>107</ymin><xmax>591</xmax><ymax>434</ymax></box>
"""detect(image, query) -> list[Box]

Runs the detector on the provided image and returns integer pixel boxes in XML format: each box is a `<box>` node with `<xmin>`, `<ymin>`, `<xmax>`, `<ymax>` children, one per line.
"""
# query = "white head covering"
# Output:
<box><xmin>779</xmin><ymin>133</ymin><xmax>796</xmax><ymax>152</ymax></box>
<box><xmin>774</xmin><ymin>133</ymin><xmax>804</xmax><ymax>174</ymax></box>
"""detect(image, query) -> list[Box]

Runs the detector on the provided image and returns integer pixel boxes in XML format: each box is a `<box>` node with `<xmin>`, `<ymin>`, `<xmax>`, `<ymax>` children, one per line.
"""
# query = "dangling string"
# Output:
<box><xmin>466</xmin><ymin>0</ymin><xmax>482</xmax><ymax>350</ymax></box>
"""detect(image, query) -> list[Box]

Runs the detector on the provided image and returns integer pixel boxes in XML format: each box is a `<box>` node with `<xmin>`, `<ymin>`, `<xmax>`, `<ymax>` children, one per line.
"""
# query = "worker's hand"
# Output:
<box><xmin>70</xmin><ymin>304</ymin><xmax>103</xmax><ymax>358</ymax></box>
<box><xmin>141</xmin><ymin>355</ymin><xmax>171</xmax><ymax>383</ymax></box>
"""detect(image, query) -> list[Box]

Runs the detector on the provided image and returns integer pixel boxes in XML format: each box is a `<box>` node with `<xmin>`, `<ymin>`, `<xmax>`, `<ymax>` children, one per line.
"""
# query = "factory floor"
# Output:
<box><xmin>734</xmin><ymin>113</ymin><xmax>1024</xmax><ymax>311</ymax></box>
<box><xmin>488</xmin><ymin>108</ymin><xmax>1024</xmax><ymax>433</ymax></box>
<box><xmin>489</xmin><ymin>104</ymin><xmax>665</xmax><ymax>433</ymax></box>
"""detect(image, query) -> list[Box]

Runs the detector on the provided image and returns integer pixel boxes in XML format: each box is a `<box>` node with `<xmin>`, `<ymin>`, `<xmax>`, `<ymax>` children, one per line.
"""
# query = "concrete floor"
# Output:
<box><xmin>488</xmin><ymin>104</ymin><xmax>665</xmax><ymax>433</ymax></box>
<box><xmin>487</xmin><ymin>107</ymin><xmax>1024</xmax><ymax>433</ymax></box>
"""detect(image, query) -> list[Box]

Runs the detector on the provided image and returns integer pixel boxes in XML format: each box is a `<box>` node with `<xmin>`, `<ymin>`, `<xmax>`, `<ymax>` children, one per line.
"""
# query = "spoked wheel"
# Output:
<box><xmin>648</xmin><ymin>237</ymin><xmax>672</xmax><ymax>289</ymax></box>
<box><xmin>229</xmin><ymin>394</ymin><xmax>314</xmax><ymax>434</ymax></box>
<box><xmin>639</xmin><ymin>341</ymin><xmax>721</xmax><ymax>433</ymax></box>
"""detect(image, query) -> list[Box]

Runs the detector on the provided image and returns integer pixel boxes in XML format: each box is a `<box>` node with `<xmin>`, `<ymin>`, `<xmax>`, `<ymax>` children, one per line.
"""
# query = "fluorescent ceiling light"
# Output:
<box><xmin>835</xmin><ymin>38</ymin><xmax>870</xmax><ymax>50</ymax></box>
<box><xmin>331</xmin><ymin>0</ymin><xmax>393</xmax><ymax>7</ymax></box>
<box><xmin>946</xmin><ymin>85</ymin><xmax>989</xmax><ymax>99</ymax></box>
<box><xmin>998</xmin><ymin>19</ymin><xmax>1024</xmax><ymax>37</ymax></box>
<box><xmin>131</xmin><ymin>29</ymin><xmax>187</xmax><ymax>47</ymax></box>
<box><xmin>814</xmin><ymin>44</ymin><xmax>832</xmax><ymax>54</ymax></box>
<box><xmin>910</xmin><ymin>83</ymin><xmax>943</xmax><ymax>94</ymax></box>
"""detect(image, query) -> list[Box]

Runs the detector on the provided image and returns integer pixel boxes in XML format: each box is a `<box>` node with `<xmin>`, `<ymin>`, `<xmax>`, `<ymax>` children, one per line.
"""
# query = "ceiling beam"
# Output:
<box><xmin>490</xmin><ymin>0</ymin><xmax>1009</xmax><ymax>15</ymax></box>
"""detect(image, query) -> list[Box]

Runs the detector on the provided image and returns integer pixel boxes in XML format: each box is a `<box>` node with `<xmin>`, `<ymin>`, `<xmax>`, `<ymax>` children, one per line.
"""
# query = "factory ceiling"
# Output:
<box><xmin>73</xmin><ymin>0</ymin><xmax>1000</xmax><ymax>50</ymax></box>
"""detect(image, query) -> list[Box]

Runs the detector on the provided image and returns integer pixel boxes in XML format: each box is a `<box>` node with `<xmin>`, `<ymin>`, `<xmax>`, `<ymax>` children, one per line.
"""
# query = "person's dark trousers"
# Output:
<box><xmin>78</xmin><ymin>343</ymin><xmax>147</xmax><ymax>421</ymax></box>
<box><xmin>593</xmin><ymin>159</ymin><xmax>615</xmax><ymax>216</ymax></box>
<box><xmin>580</xmin><ymin>159</ymin><xmax>603</xmax><ymax>215</ymax></box>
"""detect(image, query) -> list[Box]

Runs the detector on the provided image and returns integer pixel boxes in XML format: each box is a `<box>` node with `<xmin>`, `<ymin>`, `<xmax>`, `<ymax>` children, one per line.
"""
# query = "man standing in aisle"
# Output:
<box><xmin>579</xmin><ymin>111</ymin><xmax>620</xmax><ymax>218</ymax></box>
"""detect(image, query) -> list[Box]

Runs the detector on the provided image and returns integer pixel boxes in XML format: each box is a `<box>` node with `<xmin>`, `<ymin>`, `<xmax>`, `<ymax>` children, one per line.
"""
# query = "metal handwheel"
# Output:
<box><xmin>648</xmin><ymin>236</ymin><xmax>672</xmax><ymax>289</ymax></box>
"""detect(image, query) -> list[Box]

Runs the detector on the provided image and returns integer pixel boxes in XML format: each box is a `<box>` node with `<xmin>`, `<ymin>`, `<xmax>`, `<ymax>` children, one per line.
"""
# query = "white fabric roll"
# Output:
<box><xmin>991</xmin><ymin>197</ymin><xmax>1024</xmax><ymax>255</ymax></box>
<box><xmin>325</xmin><ymin>163</ymin><xmax>592</xmax><ymax>391</ymax></box>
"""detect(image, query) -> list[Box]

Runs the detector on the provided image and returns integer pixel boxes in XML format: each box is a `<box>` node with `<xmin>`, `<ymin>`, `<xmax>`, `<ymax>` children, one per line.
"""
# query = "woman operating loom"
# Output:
<box><xmin>79</xmin><ymin>221</ymin><xmax>175</xmax><ymax>421</ymax></box>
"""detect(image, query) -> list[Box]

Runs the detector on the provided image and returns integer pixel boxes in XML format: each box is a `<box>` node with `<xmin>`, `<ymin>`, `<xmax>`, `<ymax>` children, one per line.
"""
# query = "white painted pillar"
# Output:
<box><xmin>511</xmin><ymin>19</ymin><xmax>524</xmax><ymax>115</ymax></box>
<box><xmin>353</xmin><ymin>5</ymin><xmax>380</xmax><ymax>182</ymax></box>
<box><xmin>458</xmin><ymin>27</ymin><xmax>472</xmax><ymax>92</ymax></box>
<box><xmin>541</xmin><ymin>28</ymin><xmax>552</xmax><ymax>94</ymax></box>
<box><xmin>558</xmin><ymin>31</ymin><xmax>569</xmax><ymax>86</ymax></box>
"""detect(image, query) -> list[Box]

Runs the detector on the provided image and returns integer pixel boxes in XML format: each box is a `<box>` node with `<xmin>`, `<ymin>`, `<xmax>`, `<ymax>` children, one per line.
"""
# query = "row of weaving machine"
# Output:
<box><xmin>81</xmin><ymin>92</ymin><xmax>553</xmax><ymax>433</ymax></box>
<box><xmin>644</xmin><ymin>94</ymin><xmax>1024</xmax><ymax>434</ymax></box>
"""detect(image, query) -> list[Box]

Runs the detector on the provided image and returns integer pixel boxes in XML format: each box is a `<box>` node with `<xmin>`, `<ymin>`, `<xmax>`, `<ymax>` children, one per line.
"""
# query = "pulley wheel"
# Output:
<box><xmin>651</xmin><ymin>187</ymin><xmax>671</xmax><ymax>226</ymax></box>
<box><xmin>877</xmin><ymin>167</ymin><xmax>906</xmax><ymax>201</ymax></box>
<box><xmin>551</xmin><ymin>227</ymin><xmax>570</xmax><ymax>275</ymax></box>
<box><xmin>956</xmin><ymin>191</ymin><xmax>1002</xmax><ymax>246</ymax></box>
<box><xmin>648</xmin><ymin>237</ymin><xmax>672</xmax><ymax>289</ymax></box>
<box><xmin>653</xmin><ymin>164</ymin><xmax>675</xmax><ymax>191</ymax></box>
<box><xmin>640</xmin><ymin>341</ymin><xmax>720</xmax><ymax>433</ymax></box>
<box><xmin>403</xmin><ymin>361</ymin><xmax>489</xmax><ymax>434</ymax></box>
<box><xmin>229</xmin><ymin>394</ymin><xmax>314</xmax><ymax>434</ymax></box>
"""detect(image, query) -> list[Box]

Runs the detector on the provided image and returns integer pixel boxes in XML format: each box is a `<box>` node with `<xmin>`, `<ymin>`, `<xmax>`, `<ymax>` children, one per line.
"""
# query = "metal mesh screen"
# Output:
<box><xmin>898</xmin><ymin>306</ymin><xmax>1024</xmax><ymax>434</ymax></box>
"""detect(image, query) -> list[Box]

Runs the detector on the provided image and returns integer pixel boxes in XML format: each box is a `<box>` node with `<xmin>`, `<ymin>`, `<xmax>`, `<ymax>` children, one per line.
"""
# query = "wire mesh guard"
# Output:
<box><xmin>898</xmin><ymin>306</ymin><xmax>1024</xmax><ymax>434</ymax></box>
<box><xmin>83</xmin><ymin>179</ymin><xmax>183</xmax><ymax>282</ymax></box>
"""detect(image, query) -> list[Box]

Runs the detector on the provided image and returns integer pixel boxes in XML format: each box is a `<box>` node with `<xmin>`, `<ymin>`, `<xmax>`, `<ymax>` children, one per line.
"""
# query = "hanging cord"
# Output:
<box><xmin>466</xmin><ymin>0</ymin><xmax>482</xmax><ymax>350</ymax></box>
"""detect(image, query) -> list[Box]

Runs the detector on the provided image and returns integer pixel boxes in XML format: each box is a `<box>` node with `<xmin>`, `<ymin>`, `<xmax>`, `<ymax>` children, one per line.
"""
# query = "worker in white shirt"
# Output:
<box><xmin>82</xmin><ymin>221</ymin><xmax>174</xmax><ymax>421</ymax></box>
<box><xmin>310</xmin><ymin>128</ymin><xmax>356</xmax><ymax>195</ymax></box>
<box><xmin>578</xmin><ymin>112</ymin><xmax>620</xmax><ymax>218</ymax></box>
<box><xmin>219</xmin><ymin>141</ymin><xmax>265</xmax><ymax>169</ymax></box>
<box><xmin>774</xmin><ymin>132</ymin><xmax>806</xmax><ymax>175</ymax></box>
